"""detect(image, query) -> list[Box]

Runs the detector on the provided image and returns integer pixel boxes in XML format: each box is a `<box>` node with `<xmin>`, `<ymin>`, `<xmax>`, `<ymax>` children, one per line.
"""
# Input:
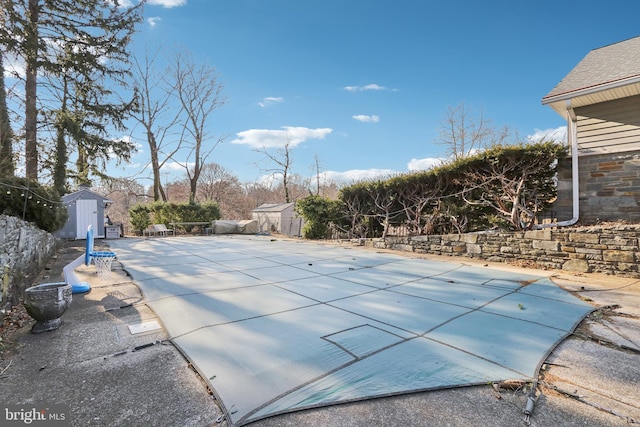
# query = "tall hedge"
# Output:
<box><xmin>129</xmin><ymin>201</ymin><xmax>222</xmax><ymax>234</ymax></box>
<box><xmin>336</xmin><ymin>141</ymin><xmax>566</xmax><ymax>237</ymax></box>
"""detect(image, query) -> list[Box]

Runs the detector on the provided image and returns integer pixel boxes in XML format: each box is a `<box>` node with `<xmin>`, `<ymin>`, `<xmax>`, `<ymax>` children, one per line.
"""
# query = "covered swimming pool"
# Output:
<box><xmin>109</xmin><ymin>235</ymin><xmax>592</xmax><ymax>426</ymax></box>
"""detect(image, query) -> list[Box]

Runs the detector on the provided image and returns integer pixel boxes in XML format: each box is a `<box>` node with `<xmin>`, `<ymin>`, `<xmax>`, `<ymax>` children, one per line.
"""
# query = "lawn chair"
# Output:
<box><xmin>152</xmin><ymin>224</ymin><xmax>174</xmax><ymax>237</ymax></box>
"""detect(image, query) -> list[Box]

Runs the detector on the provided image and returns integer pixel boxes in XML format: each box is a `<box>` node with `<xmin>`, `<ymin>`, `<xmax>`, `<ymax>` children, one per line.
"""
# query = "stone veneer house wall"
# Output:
<box><xmin>543</xmin><ymin>35</ymin><xmax>640</xmax><ymax>224</ymax></box>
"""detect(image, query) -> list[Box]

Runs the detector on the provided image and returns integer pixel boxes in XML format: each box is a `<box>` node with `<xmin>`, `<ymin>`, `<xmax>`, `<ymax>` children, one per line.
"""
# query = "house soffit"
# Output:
<box><xmin>543</xmin><ymin>80</ymin><xmax>640</xmax><ymax>116</ymax></box>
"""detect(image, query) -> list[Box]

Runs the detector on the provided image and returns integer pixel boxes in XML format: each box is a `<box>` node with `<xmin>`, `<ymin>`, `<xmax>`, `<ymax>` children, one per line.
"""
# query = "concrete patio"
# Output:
<box><xmin>2</xmin><ymin>236</ymin><xmax>638</xmax><ymax>426</ymax></box>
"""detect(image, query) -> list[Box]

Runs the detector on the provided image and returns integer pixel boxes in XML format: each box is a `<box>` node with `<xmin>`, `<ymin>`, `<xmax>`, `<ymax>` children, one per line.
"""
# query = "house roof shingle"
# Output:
<box><xmin>543</xmin><ymin>35</ymin><xmax>640</xmax><ymax>102</ymax></box>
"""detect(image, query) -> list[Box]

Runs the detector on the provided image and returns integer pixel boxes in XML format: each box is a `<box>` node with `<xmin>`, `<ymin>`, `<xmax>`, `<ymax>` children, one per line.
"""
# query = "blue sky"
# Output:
<box><xmin>31</xmin><ymin>1</ymin><xmax>640</xmax><ymax>185</ymax></box>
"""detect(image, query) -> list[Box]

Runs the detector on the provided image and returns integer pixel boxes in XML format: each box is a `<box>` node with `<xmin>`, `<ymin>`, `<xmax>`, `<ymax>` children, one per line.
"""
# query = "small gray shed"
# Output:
<box><xmin>55</xmin><ymin>186</ymin><xmax>113</xmax><ymax>239</ymax></box>
<box><xmin>251</xmin><ymin>203</ymin><xmax>303</xmax><ymax>236</ymax></box>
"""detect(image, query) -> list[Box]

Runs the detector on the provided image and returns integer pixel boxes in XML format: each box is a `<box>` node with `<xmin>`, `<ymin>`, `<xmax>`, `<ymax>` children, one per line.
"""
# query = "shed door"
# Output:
<box><xmin>76</xmin><ymin>199</ymin><xmax>98</xmax><ymax>239</ymax></box>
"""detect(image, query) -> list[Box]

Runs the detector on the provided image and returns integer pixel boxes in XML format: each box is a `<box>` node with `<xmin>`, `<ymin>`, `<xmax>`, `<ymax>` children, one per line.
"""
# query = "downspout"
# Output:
<box><xmin>537</xmin><ymin>99</ymin><xmax>579</xmax><ymax>228</ymax></box>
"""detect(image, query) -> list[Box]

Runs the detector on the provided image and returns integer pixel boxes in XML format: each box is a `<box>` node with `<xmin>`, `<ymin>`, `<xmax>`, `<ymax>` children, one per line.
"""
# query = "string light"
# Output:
<box><xmin>1</xmin><ymin>182</ymin><xmax>61</xmax><ymax>204</ymax></box>
<box><xmin>0</xmin><ymin>180</ymin><xmax>93</xmax><ymax>213</ymax></box>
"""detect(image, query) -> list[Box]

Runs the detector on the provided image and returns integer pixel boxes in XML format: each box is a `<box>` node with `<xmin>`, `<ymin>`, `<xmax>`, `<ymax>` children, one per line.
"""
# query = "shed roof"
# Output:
<box><xmin>61</xmin><ymin>187</ymin><xmax>113</xmax><ymax>204</ymax></box>
<box><xmin>542</xmin><ymin>35</ymin><xmax>640</xmax><ymax>115</ymax></box>
<box><xmin>252</xmin><ymin>202</ymin><xmax>294</xmax><ymax>213</ymax></box>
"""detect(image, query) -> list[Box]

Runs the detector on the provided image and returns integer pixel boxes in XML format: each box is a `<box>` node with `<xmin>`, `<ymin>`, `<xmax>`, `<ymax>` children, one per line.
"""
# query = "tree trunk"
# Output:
<box><xmin>24</xmin><ymin>0</ymin><xmax>39</xmax><ymax>180</ymax></box>
<box><xmin>283</xmin><ymin>170</ymin><xmax>290</xmax><ymax>203</ymax></box>
<box><xmin>148</xmin><ymin>133</ymin><xmax>166</xmax><ymax>201</ymax></box>
<box><xmin>0</xmin><ymin>52</ymin><xmax>14</xmax><ymax>177</ymax></box>
<box><xmin>189</xmin><ymin>142</ymin><xmax>201</xmax><ymax>203</ymax></box>
<box><xmin>53</xmin><ymin>78</ymin><xmax>69</xmax><ymax>195</ymax></box>
<box><xmin>76</xmin><ymin>146</ymin><xmax>92</xmax><ymax>187</ymax></box>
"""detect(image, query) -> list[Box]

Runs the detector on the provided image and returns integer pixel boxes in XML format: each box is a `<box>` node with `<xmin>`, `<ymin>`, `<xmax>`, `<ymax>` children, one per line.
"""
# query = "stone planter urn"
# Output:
<box><xmin>23</xmin><ymin>282</ymin><xmax>73</xmax><ymax>333</ymax></box>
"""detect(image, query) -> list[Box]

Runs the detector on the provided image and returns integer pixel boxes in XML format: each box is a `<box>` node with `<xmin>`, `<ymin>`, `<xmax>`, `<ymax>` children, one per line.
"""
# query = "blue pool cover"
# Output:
<box><xmin>109</xmin><ymin>235</ymin><xmax>593</xmax><ymax>425</ymax></box>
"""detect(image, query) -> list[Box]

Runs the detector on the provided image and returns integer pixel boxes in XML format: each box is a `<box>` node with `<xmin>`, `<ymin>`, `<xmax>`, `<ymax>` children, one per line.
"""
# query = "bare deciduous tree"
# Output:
<box><xmin>170</xmin><ymin>50</ymin><xmax>226</xmax><ymax>203</ymax></box>
<box><xmin>255</xmin><ymin>140</ymin><xmax>294</xmax><ymax>203</ymax></box>
<box><xmin>243</xmin><ymin>181</ymin><xmax>274</xmax><ymax>210</ymax></box>
<box><xmin>130</xmin><ymin>51</ymin><xmax>184</xmax><ymax>202</ymax></box>
<box><xmin>95</xmin><ymin>177</ymin><xmax>147</xmax><ymax>230</ymax></box>
<box><xmin>437</xmin><ymin>103</ymin><xmax>511</xmax><ymax>161</ymax></box>
<box><xmin>197</xmin><ymin>162</ymin><xmax>244</xmax><ymax>217</ymax></box>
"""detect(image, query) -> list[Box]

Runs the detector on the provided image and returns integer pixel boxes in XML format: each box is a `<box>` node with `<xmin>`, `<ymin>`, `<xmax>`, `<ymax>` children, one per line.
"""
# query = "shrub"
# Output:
<box><xmin>295</xmin><ymin>195</ymin><xmax>343</xmax><ymax>239</ymax></box>
<box><xmin>149</xmin><ymin>201</ymin><xmax>178</xmax><ymax>226</ymax></box>
<box><xmin>0</xmin><ymin>177</ymin><xmax>68</xmax><ymax>232</ymax></box>
<box><xmin>129</xmin><ymin>204</ymin><xmax>151</xmax><ymax>235</ymax></box>
<box><xmin>199</xmin><ymin>201</ymin><xmax>222</xmax><ymax>222</ymax></box>
<box><xmin>131</xmin><ymin>201</ymin><xmax>222</xmax><ymax>233</ymax></box>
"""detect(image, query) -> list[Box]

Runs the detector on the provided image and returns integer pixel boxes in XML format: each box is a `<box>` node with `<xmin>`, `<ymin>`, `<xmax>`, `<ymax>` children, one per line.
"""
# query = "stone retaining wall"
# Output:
<box><xmin>0</xmin><ymin>215</ymin><xmax>60</xmax><ymax>317</ymax></box>
<box><xmin>373</xmin><ymin>224</ymin><xmax>640</xmax><ymax>278</ymax></box>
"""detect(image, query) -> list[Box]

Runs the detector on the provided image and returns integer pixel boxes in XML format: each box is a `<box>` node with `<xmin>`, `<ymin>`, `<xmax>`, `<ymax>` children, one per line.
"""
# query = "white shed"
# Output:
<box><xmin>55</xmin><ymin>186</ymin><xmax>113</xmax><ymax>239</ymax></box>
<box><xmin>251</xmin><ymin>203</ymin><xmax>303</xmax><ymax>236</ymax></box>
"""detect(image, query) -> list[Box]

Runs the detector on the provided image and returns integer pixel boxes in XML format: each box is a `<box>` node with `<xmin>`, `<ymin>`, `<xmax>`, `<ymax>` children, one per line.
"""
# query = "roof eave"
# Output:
<box><xmin>542</xmin><ymin>76</ymin><xmax>640</xmax><ymax>116</ymax></box>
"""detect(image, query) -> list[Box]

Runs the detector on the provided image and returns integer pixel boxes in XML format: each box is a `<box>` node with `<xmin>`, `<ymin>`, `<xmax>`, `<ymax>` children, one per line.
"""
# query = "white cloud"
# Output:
<box><xmin>3</xmin><ymin>52</ymin><xmax>24</xmax><ymax>78</ymax></box>
<box><xmin>407</xmin><ymin>157</ymin><xmax>444</xmax><ymax>172</ymax></box>
<box><xmin>256</xmin><ymin>173</ymin><xmax>281</xmax><ymax>187</ymax></box>
<box><xmin>258</xmin><ymin>97</ymin><xmax>284</xmax><ymax>108</ymax></box>
<box><xmin>527</xmin><ymin>126</ymin><xmax>567</xmax><ymax>143</ymax></box>
<box><xmin>163</xmin><ymin>161</ymin><xmax>195</xmax><ymax>171</ymax></box>
<box><xmin>343</xmin><ymin>83</ymin><xmax>389</xmax><ymax>92</ymax></box>
<box><xmin>125</xmin><ymin>162</ymin><xmax>143</xmax><ymax>170</ymax></box>
<box><xmin>147</xmin><ymin>0</ymin><xmax>187</xmax><ymax>7</ymax></box>
<box><xmin>319</xmin><ymin>157</ymin><xmax>446</xmax><ymax>185</ymax></box>
<box><xmin>352</xmin><ymin>114</ymin><xmax>380</xmax><ymax>123</ymax></box>
<box><xmin>147</xmin><ymin>17</ymin><xmax>162</xmax><ymax>27</ymax></box>
<box><xmin>232</xmin><ymin>126</ymin><xmax>333</xmax><ymax>149</ymax></box>
<box><xmin>321</xmin><ymin>168</ymin><xmax>398</xmax><ymax>183</ymax></box>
